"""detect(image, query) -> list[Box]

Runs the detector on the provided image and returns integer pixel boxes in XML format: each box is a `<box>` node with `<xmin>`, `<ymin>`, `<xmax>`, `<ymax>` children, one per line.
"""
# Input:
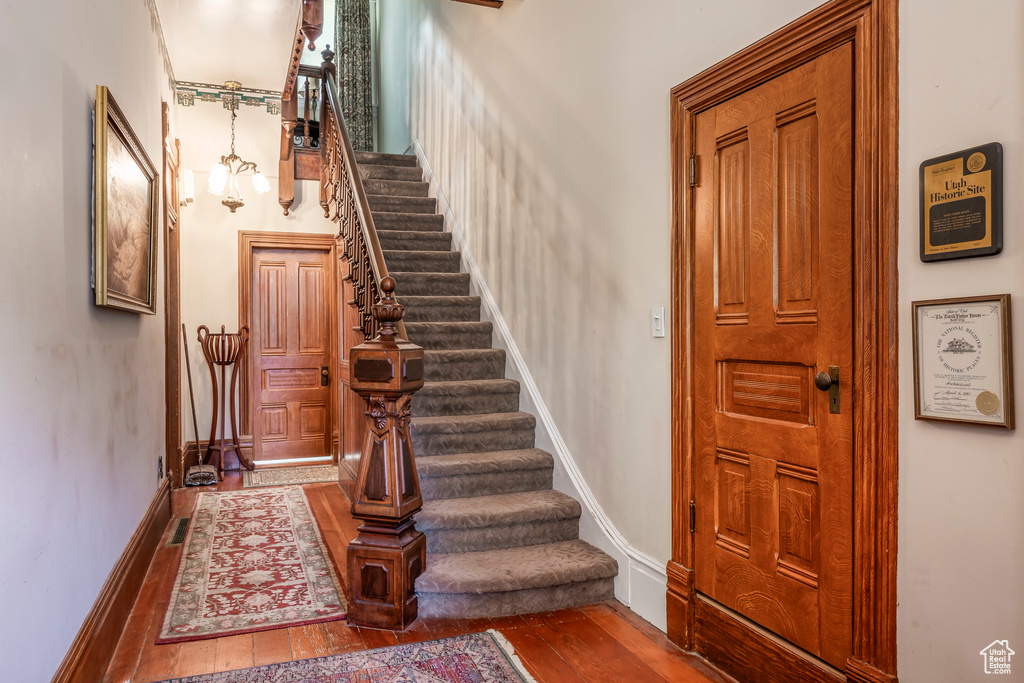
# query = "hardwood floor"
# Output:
<box><xmin>103</xmin><ymin>475</ymin><xmax>732</xmax><ymax>682</ymax></box>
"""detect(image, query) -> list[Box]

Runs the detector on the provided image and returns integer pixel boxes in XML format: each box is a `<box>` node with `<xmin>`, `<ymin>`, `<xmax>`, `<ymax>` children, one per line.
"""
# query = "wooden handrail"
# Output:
<box><xmin>318</xmin><ymin>47</ymin><xmax>407</xmax><ymax>341</ymax></box>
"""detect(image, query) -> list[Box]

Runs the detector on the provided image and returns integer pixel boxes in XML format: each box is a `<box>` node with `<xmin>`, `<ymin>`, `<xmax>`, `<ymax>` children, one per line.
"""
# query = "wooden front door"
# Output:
<box><xmin>251</xmin><ymin>246</ymin><xmax>334</xmax><ymax>462</ymax></box>
<box><xmin>692</xmin><ymin>43</ymin><xmax>854</xmax><ymax>667</ymax></box>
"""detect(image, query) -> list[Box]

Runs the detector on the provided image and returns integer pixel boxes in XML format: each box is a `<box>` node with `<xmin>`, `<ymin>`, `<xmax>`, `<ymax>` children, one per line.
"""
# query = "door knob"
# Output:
<box><xmin>814</xmin><ymin>371</ymin><xmax>834</xmax><ymax>391</ymax></box>
<box><xmin>815</xmin><ymin>366</ymin><xmax>841</xmax><ymax>414</ymax></box>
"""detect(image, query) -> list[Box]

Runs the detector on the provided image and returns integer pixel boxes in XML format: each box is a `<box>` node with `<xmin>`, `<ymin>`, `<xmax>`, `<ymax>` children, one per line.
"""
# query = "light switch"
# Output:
<box><xmin>652</xmin><ymin>307</ymin><xmax>666</xmax><ymax>338</ymax></box>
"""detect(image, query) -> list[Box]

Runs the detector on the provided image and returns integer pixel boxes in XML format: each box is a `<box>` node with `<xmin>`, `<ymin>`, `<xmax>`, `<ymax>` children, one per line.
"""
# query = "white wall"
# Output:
<box><xmin>898</xmin><ymin>1</ymin><xmax>1024</xmax><ymax>680</ymax></box>
<box><xmin>175</xmin><ymin>104</ymin><xmax>335</xmax><ymax>447</ymax></box>
<box><xmin>380</xmin><ymin>0</ymin><xmax>1024</xmax><ymax>679</ymax></box>
<box><xmin>0</xmin><ymin>1</ymin><xmax>173</xmax><ymax>680</ymax></box>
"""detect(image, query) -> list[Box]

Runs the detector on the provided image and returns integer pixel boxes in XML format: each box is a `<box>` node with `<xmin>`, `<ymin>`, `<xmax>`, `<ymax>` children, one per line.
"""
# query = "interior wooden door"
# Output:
<box><xmin>692</xmin><ymin>43</ymin><xmax>854</xmax><ymax>667</ymax></box>
<box><xmin>251</xmin><ymin>247</ymin><xmax>334</xmax><ymax>462</ymax></box>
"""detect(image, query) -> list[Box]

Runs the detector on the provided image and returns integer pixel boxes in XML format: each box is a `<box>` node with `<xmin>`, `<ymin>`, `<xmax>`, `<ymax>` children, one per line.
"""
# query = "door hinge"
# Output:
<box><xmin>689</xmin><ymin>155</ymin><xmax>697</xmax><ymax>187</ymax></box>
<box><xmin>689</xmin><ymin>500</ymin><xmax>696</xmax><ymax>533</ymax></box>
<box><xmin>157</xmin><ymin>456</ymin><xmax>164</xmax><ymax>480</ymax></box>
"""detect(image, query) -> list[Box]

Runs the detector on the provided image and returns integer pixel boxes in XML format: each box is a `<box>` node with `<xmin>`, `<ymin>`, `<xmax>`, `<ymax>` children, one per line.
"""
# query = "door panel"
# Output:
<box><xmin>693</xmin><ymin>44</ymin><xmax>854</xmax><ymax>667</ymax></box>
<box><xmin>252</xmin><ymin>247</ymin><xmax>333</xmax><ymax>461</ymax></box>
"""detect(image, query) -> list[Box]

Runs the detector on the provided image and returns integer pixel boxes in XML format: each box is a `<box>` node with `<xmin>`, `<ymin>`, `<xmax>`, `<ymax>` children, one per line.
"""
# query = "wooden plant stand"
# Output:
<box><xmin>198</xmin><ymin>325</ymin><xmax>254</xmax><ymax>479</ymax></box>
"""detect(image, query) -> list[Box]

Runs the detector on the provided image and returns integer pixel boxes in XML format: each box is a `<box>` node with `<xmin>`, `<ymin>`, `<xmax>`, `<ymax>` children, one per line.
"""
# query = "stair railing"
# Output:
<box><xmin>319</xmin><ymin>46</ymin><xmax>407</xmax><ymax>342</ymax></box>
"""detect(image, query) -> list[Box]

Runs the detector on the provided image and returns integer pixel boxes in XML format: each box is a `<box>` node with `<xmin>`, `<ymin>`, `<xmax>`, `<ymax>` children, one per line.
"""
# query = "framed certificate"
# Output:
<box><xmin>913</xmin><ymin>294</ymin><xmax>1014</xmax><ymax>429</ymax></box>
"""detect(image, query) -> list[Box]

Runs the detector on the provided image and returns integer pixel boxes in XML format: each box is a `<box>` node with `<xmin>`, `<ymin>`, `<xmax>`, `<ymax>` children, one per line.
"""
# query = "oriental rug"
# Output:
<box><xmin>156</xmin><ymin>630</ymin><xmax>536</xmax><ymax>683</ymax></box>
<box><xmin>157</xmin><ymin>486</ymin><xmax>346</xmax><ymax>643</ymax></box>
<box><xmin>242</xmin><ymin>464</ymin><xmax>338</xmax><ymax>489</ymax></box>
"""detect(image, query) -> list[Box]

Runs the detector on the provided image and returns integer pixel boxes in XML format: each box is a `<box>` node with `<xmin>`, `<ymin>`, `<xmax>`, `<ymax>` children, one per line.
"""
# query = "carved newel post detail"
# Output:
<box><xmin>346</xmin><ymin>277</ymin><xmax>426</xmax><ymax>629</ymax></box>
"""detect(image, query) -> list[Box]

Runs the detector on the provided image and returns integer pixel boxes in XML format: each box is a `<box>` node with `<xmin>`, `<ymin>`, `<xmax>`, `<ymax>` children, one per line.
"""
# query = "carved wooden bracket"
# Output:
<box><xmin>346</xmin><ymin>277</ymin><xmax>426</xmax><ymax>630</ymax></box>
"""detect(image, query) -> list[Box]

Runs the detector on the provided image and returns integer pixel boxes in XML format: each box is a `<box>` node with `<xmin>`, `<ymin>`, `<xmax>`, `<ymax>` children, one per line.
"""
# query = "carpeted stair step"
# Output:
<box><xmin>372</xmin><ymin>212</ymin><xmax>445</xmax><ymax>232</ymax></box>
<box><xmin>363</xmin><ymin>178</ymin><xmax>430</xmax><ymax>198</ymax></box>
<box><xmin>392</xmin><ymin>272</ymin><xmax>470</xmax><ymax>297</ymax></box>
<box><xmin>402</xmin><ymin>296</ymin><xmax>481</xmax><ymax>323</ymax></box>
<box><xmin>359</xmin><ymin>164</ymin><xmax>423</xmax><ymax>182</ymax></box>
<box><xmin>406</xmin><ymin>321</ymin><xmax>492</xmax><ymax>350</ymax></box>
<box><xmin>417</xmin><ymin>448</ymin><xmax>553</xmax><ymax>500</ymax></box>
<box><xmin>377</xmin><ymin>231</ymin><xmax>452</xmax><ymax>253</ymax></box>
<box><xmin>355</xmin><ymin>151</ymin><xmax>418</xmax><ymax>167</ymax></box>
<box><xmin>384</xmin><ymin>250</ymin><xmax>461</xmax><ymax>273</ymax></box>
<box><xmin>415</xmin><ymin>540</ymin><xmax>618</xmax><ymax>619</ymax></box>
<box><xmin>424</xmin><ymin>349</ymin><xmax>506</xmax><ymax>381</ymax></box>
<box><xmin>417</xmin><ymin>490</ymin><xmax>581</xmax><ymax>553</ymax></box>
<box><xmin>413</xmin><ymin>379</ymin><xmax>519</xmax><ymax>416</ymax></box>
<box><xmin>411</xmin><ymin>412</ymin><xmax>535</xmax><ymax>455</ymax></box>
<box><xmin>368</xmin><ymin>194</ymin><xmax>436</xmax><ymax>214</ymax></box>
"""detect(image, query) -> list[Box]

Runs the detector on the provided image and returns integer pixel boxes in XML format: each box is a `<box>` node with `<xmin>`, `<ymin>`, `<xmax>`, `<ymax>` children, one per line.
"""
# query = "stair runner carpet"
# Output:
<box><xmin>354</xmin><ymin>151</ymin><xmax>617</xmax><ymax>618</ymax></box>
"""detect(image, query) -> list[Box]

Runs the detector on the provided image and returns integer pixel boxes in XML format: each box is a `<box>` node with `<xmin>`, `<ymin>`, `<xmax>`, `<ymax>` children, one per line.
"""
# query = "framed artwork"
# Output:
<box><xmin>93</xmin><ymin>85</ymin><xmax>159</xmax><ymax>314</ymax></box>
<box><xmin>912</xmin><ymin>294</ymin><xmax>1014</xmax><ymax>429</ymax></box>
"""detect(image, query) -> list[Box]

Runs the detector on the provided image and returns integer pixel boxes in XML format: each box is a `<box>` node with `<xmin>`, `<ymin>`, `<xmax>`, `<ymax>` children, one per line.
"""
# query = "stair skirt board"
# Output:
<box><xmin>357</xmin><ymin>151</ymin><xmax>618</xmax><ymax>619</ymax></box>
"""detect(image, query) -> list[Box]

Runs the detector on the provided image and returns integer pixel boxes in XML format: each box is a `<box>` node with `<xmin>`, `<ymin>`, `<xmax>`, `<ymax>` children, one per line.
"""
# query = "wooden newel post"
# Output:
<box><xmin>346</xmin><ymin>277</ymin><xmax>426</xmax><ymax>629</ymax></box>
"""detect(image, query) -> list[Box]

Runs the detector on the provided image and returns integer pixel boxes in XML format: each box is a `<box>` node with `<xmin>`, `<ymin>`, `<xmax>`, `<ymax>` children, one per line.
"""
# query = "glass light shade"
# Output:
<box><xmin>208</xmin><ymin>163</ymin><xmax>228</xmax><ymax>195</ymax></box>
<box><xmin>252</xmin><ymin>171</ymin><xmax>271</xmax><ymax>195</ymax></box>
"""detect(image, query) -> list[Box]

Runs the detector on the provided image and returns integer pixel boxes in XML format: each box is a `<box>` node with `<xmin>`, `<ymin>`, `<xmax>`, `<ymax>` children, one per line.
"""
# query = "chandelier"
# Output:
<box><xmin>208</xmin><ymin>81</ymin><xmax>270</xmax><ymax>212</ymax></box>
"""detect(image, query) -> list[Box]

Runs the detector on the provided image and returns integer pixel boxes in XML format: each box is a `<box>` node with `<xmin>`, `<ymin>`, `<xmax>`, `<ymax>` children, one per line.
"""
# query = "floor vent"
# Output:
<box><xmin>168</xmin><ymin>517</ymin><xmax>190</xmax><ymax>546</ymax></box>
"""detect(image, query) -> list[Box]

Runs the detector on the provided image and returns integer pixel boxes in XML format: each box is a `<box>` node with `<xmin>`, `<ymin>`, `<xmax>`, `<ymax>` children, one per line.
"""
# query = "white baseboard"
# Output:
<box><xmin>410</xmin><ymin>139</ymin><xmax>668</xmax><ymax>632</ymax></box>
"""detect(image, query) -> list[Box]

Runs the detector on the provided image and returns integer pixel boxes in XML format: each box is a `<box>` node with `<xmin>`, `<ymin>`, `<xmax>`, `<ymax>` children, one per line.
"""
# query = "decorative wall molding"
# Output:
<box><xmin>142</xmin><ymin>0</ymin><xmax>176</xmax><ymax>89</ymax></box>
<box><xmin>412</xmin><ymin>139</ymin><xmax>669</xmax><ymax>631</ymax></box>
<box><xmin>175</xmin><ymin>82</ymin><xmax>283</xmax><ymax>115</ymax></box>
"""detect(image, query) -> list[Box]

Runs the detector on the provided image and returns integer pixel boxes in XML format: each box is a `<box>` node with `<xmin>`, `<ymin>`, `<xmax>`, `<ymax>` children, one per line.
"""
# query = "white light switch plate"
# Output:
<box><xmin>652</xmin><ymin>307</ymin><xmax>666</xmax><ymax>338</ymax></box>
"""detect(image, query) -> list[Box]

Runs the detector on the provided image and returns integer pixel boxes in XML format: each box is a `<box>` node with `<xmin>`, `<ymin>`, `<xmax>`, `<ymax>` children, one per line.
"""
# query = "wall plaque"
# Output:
<box><xmin>919</xmin><ymin>142</ymin><xmax>1002</xmax><ymax>262</ymax></box>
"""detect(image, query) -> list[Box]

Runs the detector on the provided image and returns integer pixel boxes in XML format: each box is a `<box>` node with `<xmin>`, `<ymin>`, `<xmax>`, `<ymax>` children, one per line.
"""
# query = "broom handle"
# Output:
<box><xmin>182</xmin><ymin>323</ymin><xmax>202</xmax><ymax>465</ymax></box>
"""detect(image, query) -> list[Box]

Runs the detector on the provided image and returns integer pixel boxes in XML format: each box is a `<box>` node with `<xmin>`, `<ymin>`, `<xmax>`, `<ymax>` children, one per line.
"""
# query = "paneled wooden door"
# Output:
<box><xmin>692</xmin><ymin>43</ymin><xmax>854</xmax><ymax>667</ymax></box>
<box><xmin>251</xmin><ymin>246</ymin><xmax>335</xmax><ymax>462</ymax></box>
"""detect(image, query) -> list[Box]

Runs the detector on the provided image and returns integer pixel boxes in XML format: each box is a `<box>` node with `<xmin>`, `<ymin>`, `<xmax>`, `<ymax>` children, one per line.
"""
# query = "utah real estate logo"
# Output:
<box><xmin>980</xmin><ymin>640</ymin><xmax>1014</xmax><ymax>675</ymax></box>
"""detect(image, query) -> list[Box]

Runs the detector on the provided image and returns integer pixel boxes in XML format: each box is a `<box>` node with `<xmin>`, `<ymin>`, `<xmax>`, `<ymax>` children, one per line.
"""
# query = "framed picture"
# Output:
<box><xmin>93</xmin><ymin>85</ymin><xmax>158</xmax><ymax>314</ymax></box>
<box><xmin>912</xmin><ymin>294</ymin><xmax>1014</xmax><ymax>429</ymax></box>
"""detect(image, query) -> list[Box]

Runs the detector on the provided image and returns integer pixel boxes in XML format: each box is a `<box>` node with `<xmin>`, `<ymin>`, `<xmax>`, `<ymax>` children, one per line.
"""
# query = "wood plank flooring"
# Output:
<box><xmin>103</xmin><ymin>474</ymin><xmax>731</xmax><ymax>682</ymax></box>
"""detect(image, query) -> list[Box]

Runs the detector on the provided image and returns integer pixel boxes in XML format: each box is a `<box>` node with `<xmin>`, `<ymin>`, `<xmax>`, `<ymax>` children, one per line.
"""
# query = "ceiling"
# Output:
<box><xmin>156</xmin><ymin>0</ymin><xmax>301</xmax><ymax>92</ymax></box>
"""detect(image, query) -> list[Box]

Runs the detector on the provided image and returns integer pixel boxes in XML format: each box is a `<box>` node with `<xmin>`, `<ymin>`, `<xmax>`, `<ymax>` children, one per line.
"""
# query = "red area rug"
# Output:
<box><xmin>156</xmin><ymin>630</ymin><xmax>535</xmax><ymax>682</ymax></box>
<box><xmin>157</xmin><ymin>486</ymin><xmax>346</xmax><ymax>643</ymax></box>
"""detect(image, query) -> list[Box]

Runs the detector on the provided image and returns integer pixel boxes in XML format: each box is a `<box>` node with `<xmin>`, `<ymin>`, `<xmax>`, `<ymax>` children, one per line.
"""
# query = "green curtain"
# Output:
<box><xmin>336</xmin><ymin>0</ymin><xmax>373</xmax><ymax>151</ymax></box>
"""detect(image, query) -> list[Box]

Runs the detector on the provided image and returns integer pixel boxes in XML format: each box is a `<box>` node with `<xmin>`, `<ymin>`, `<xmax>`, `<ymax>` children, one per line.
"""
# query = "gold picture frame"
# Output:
<box><xmin>93</xmin><ymin>85</ymin><xmax>159</xmax><ymax>314</ymax></box>
<box><xmin>912</xmin><ymin>294</ymin><xmax>1014</xmax><ymax>429</ymax></box>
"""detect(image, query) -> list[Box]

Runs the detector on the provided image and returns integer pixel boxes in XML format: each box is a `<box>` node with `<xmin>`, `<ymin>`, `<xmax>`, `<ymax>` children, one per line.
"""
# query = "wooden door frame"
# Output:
<box><xmin>162</xmin><ymin>103</ymin><xmax>183</xmax><ymax>487</ymax></box>
<box><xmin>667</xmin><ymin>1</ymin><xmax>898</xmax><ymax>682</ymax></box>
<box><xmin>239</xmin><ymin>231</ymin><xmax>341</xmax><ymax>463</ymax></box>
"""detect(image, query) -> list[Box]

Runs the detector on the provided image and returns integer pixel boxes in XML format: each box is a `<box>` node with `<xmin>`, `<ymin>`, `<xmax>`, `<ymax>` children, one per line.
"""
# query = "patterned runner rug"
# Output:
<box><xmin>156</xmin><ymin>630</ymin><xmax>535</xmax><ymax>682</ymax></box>
<box><xmin>242</xmin><ymin>464</ymin><xmax>339</xmax><ymax>488</ymax></box>
<box><xmin>158</xmin><ymin>486</ymin><xmax>346</xmax><ymax>643</ymax></box>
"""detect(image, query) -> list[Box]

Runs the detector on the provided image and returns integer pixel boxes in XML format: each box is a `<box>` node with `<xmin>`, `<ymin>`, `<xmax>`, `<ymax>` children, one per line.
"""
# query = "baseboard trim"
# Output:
<box><xmin>694</xmin><ymin>595</ymin><xmax>844</xmax><ymax>683</ymax></box>
<box><xmin>411</xmin><ymin>139</ymin><xmax>668</xmax><ymax>631</ymax></box>
<box><xmin>51</xmin><ymin>479</ymin><xmax>171</xmax><ymax>683</ymax></box>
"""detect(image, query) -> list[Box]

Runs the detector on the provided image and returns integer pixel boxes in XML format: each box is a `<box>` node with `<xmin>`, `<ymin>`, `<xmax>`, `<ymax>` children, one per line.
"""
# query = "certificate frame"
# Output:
<box><xmin>912</xmin><ymin>294</ymin><xmax>1014</xmax><ymax>429</ymax></box>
